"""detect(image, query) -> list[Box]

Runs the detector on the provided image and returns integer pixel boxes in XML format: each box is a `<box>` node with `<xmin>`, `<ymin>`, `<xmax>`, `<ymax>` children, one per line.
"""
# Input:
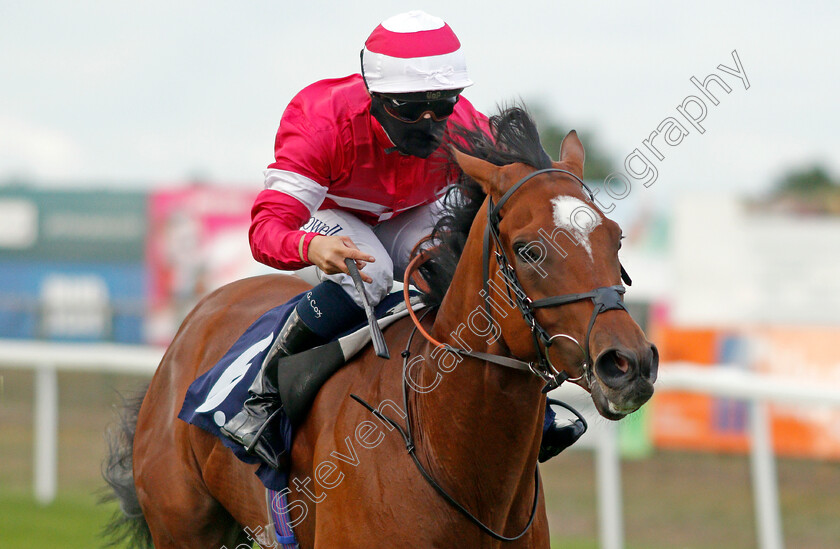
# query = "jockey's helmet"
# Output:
<box><xmin>361</xmin><ymin>10</ymin><xmax>473</xmax><ymax>94</ymax></box>
<box><xmin>362</xmin><ymin>11</ymin><xmax>473</xmax><ymax>158</ymax></box>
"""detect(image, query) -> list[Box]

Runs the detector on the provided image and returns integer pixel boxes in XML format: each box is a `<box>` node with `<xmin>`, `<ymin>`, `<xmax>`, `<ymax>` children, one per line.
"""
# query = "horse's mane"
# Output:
<box><xmin>417</xmin><ymin>105</ymin><xmax>553</xmax><ymax>307</ymax></box>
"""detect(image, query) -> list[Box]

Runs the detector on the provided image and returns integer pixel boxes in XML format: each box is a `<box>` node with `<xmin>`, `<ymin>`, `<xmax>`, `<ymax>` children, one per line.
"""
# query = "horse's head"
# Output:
<box><xmin>451</xmin><ymin>130</ymin><xmax>658</xmax><ymax>420</ymax></box>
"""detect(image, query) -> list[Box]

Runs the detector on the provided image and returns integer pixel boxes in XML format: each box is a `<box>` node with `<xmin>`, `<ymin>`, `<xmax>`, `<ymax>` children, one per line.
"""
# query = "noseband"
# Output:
<box><xmin>481</xmin><ymin>167</ymin><xmax>631</xmax><ymax>391</ymax></box>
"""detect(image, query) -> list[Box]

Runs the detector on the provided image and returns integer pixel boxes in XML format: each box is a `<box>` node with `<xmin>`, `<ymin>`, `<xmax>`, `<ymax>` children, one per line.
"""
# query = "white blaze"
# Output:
<box><xmin>551</xmin><ymin>196</ymin><xmax>601</xmax><ymax>258</ymax></box>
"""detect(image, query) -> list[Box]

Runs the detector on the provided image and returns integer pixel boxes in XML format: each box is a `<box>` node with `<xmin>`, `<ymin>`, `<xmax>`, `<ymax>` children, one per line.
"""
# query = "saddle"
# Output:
<box><xmin>275</xmin><ymin>288</ymin><xmax>420</xmax><ymax>427</ymax></box>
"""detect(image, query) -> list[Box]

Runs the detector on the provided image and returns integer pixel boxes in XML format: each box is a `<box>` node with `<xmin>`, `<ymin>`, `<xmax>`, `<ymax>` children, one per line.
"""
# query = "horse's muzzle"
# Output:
<box><xmin>591</xmin><ymin>343</ymin><xmax>659</xmax><ymax>418</ymax></box>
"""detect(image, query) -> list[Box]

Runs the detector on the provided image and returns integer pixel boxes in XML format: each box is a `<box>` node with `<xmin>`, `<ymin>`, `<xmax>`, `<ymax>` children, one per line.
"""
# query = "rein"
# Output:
<box><xmin>352</xmin><ymin>307</ymin><xmax>541</xmax><ymax>542</ymax></box>
<box><xmin>402</xmin><ymin>253</ymin><xmax>541</xmax><ymax>375</ymax></box>
<box><xmin>352</xmin><ymin>167</ymin><xmax>631</xmax><ymax>542</ymax></box>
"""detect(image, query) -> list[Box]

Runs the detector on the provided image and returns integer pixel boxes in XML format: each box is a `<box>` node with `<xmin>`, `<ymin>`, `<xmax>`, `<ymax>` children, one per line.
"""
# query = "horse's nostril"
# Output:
<box><xmin>615</xmin><ymin>354</ymin><xmax>630</xmax><ymax>374</ymax></box>
<box><xmin>646</xmin><ymin>343</ymin><xmax>660</xmax><ymax>382</ymax></box>
<box><xmin>594</xmin><ymin>349</ymin><xmax>636</xmax><ymax>388</ymax></box>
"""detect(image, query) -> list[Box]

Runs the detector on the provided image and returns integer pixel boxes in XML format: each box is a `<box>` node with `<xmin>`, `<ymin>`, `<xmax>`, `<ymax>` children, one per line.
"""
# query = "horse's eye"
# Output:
<box><xmin>514</xmin><ymin>242</ymin><xmax>543</xmax><ymax>263</ymax></box>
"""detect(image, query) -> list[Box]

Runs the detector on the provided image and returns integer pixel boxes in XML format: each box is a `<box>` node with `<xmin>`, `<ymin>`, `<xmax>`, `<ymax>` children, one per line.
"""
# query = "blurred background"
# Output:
<box><xmin>1</xmin><ymin>1</ymin><xmax>839</xmax><ymax>548</ymax></box>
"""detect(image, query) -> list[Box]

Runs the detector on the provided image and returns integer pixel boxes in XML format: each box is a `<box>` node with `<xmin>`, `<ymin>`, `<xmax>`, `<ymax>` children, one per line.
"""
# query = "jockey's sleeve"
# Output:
<box><xmin>249</xmin><ymin>189</ymin><xmax>319</xmax><ymax>270</ymax></box>
<box><xmin>250</xmin><ymin>92</ymin><xmax>337</xmax><ymax>271</ymax></box>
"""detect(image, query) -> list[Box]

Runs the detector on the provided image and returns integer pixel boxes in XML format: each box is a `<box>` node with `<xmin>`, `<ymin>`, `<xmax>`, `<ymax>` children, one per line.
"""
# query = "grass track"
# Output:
<box><xmin>0</xmin><ymin>489</ymin><xmax>120</xmax><ymax>548</ymax></box>
<box><xmin>0</xmin><ymin>488</ymin><xmax>602</xmax><ymax>549</ymax></box>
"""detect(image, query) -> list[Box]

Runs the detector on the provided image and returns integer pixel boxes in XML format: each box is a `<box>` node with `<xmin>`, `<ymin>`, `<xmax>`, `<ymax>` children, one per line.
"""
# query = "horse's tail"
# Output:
<box><xmin>100</xmin><ymin>386</ymin><xmax>152</xmax><ymax>548</ymax></box>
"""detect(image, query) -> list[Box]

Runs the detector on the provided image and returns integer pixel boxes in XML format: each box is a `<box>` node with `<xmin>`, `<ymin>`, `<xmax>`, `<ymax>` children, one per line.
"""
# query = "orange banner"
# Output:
<box><xmin>650</xmin><ymin>324</ymin><xmax>840</xmax><ymax>459</ymax></box>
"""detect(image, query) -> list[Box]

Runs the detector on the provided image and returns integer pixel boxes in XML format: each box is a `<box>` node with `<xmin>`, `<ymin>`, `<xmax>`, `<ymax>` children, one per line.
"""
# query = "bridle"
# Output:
<box><xmin>481</xmin><ymin>167</ymin><xmax>632</xmax><ymax>391</ymax></box>
<box><xmin>404</xmin><ymin>167</ymin><xmax>632</xmax><ymax>393</ymax></box>
<box><xmin>352</xmin><ymin>166</ymin><xmax>632</xmax><ymax>542</ymax></box>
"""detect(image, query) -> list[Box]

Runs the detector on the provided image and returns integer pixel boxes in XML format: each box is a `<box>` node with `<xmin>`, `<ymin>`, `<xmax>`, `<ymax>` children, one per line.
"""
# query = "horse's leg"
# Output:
<box><xmin>136</xmin><ymin>412</ymin><xmax>283</xmax><ymax>548</ymax></box>
<box><xmin>134</xmin><ymin>393</ymin><xmax>247</xmax><ymax>548</ymax></box>
<box><xmin>200</xmin><ymin>434</ymin><xmax>283</xmax><ymax>548</ymax></box>
<box><xmin>285</xmin><ymin>422</ymin><xmax>318</xmax><ymax>548</ymax></box>
<box><xmin>134</xmin><ymin>345</ymin><xmax>258</xmax><ymax>547</ymax></box>
<box><xmin>140</xmin><ymin>491</ymin><xmax>246</xmax><ymax>549</ymax></box>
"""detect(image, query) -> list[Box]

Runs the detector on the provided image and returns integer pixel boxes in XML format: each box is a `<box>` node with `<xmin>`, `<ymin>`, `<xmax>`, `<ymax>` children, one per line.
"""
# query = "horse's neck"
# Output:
<box><xmin>412</xmin><ymin>222</ymin><xmax>544</xmax><ymax>506</ymax></box>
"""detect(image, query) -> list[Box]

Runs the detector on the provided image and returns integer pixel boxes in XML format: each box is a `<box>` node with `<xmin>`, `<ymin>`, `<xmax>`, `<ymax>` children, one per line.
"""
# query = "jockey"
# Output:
<box><xmin>221</xmin><ymin>11</ymin><xmax>582</xmax><ymax>468</ymax></box>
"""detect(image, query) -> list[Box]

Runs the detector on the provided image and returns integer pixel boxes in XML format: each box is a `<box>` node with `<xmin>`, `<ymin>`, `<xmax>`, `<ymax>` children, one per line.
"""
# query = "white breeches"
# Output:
<box><xmin>295</xmin><ymin>199</ymin><xmax>442</xmax><ymax>308</ymax></box>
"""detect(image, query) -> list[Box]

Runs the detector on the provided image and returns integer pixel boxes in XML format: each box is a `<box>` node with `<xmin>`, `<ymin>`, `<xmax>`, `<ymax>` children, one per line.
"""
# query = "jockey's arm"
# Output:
<box><xmin>249</xmin><ymin>189</ymin><xmax>374</xmax><ymax>281</ymax></box>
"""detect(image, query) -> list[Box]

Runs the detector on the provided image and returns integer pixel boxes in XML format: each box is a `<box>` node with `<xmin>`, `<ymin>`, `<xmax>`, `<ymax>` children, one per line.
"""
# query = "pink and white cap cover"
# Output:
<box><xmin>362</xmin><ymin>11</ymin><xmax>473</xmax><ymax>94</ymax></box>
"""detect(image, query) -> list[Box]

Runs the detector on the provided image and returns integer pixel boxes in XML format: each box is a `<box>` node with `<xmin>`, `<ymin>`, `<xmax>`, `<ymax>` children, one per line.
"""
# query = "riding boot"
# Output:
<box><xmin>538</xmin><ymin>399</ymin><xmax>587</xmax><ymax>462</ymax></box>
<box><xmin>220</xmin><ymin>309</ymin><xmax>324</xmax><ymax>469</ymax></box>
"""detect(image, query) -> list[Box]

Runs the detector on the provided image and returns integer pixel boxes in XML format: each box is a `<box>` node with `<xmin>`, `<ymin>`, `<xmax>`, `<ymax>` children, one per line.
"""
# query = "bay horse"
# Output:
<box><xmin>103</xmin><ymin>108</ymin><xmax>657</xmax><ymax>548</ymax></box>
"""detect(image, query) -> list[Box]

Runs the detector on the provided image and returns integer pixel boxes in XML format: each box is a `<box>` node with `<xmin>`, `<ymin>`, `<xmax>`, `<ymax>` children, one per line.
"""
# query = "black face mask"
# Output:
<box><xmin>370</xmin><ymin>96</ymin><xmax>448</xmax><ymax>158</ymax></box>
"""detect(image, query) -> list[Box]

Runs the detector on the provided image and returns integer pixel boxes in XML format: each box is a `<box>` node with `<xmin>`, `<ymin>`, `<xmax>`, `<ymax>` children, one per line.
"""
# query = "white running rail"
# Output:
<box><xmin>0</xmin><ymin>339</ymin><xmax>162</xmax><ymax>504</ymax></box>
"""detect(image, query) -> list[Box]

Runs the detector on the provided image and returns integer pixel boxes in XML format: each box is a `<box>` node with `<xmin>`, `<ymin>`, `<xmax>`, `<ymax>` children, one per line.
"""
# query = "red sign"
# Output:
<box><xmin>146</xmin><ymin>186</ymin><xmax>260</xmax><ymax>345</ymax></box>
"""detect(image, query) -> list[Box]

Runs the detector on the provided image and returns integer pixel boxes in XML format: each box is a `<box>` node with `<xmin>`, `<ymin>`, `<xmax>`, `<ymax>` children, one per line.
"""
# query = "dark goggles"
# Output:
<box><xmin>374</xmin><ymin>91</ymin><xmax>461</xmax><ymax>123</ymax></box>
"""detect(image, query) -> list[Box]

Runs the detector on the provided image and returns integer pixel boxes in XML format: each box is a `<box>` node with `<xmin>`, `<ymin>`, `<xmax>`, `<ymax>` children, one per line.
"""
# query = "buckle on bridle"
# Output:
<box><xmin>527</xmin><ymin>361</ymin><xmax>561</xmax><ymax>389</ymax></box>
<box><xmin>527</xmin><ymin>361</ymin><xmax>568</xmax><ymax>393</ymax></box>
<box><xmin>524</xmin><ymin>311</ymin><xmax>537</xmax><ymax>331</ymax></box>
<box><xmin>541</xmin><ymin>371</ymin><xmax>568</xmax><ymax>393</ymax></box>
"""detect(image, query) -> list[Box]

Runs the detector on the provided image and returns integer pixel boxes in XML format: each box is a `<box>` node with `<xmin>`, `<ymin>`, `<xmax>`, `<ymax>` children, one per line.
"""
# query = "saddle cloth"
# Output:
<box><xmin>178</xmin><ymin>287</ymin><xmax>424</xmax><ymax>491</ymax></box>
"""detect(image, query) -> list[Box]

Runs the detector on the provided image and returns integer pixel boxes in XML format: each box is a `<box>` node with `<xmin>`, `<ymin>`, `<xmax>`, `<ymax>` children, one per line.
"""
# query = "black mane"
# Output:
<box><xmin>417</xmin><ymin>106</ymin><xmax>552</xmax><ymax>306</ymax></box>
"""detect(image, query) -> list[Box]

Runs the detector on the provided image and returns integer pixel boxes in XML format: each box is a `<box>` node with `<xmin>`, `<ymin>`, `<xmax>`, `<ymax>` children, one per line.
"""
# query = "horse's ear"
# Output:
<box><xmin>554</xmin><ymin>130</ymin><xmax>585</xmax><ymax>176</ymax></box>
<box><xmin>451</xmin><ymin>147</ymin><xmax>504</xmax><ymax>196</ymax></box>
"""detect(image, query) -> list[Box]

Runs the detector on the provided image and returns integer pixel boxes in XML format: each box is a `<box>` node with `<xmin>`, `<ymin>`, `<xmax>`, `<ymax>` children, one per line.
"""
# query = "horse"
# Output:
<box><xmin>102</xmin><ymin>107</ymin><xmax>658</xmax><ymax>548</ymax></box>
